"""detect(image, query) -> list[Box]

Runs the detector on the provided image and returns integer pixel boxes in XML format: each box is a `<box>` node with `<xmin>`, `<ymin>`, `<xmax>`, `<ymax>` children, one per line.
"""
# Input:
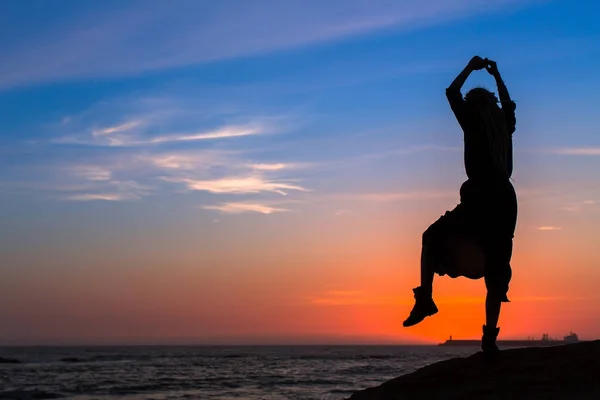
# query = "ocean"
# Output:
<box><xmin>0</xmin><ymin>345</ymin><xmax>478</xmax><ymax>399</ymax></box>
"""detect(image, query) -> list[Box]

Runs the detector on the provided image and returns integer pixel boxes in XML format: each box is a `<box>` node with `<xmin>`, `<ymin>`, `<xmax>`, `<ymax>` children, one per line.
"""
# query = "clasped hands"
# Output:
<box><xmin>468</xmin><ymin>56</ymin><xmax>499</xmax><ymax>77</ymax></box>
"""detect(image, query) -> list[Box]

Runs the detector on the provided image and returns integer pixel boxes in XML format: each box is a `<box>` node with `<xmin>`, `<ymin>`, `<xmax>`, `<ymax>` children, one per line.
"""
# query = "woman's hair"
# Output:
<box><xmin>465</xmin><ymin>86</ymin><xmax>499</xmax><ymax>108</ymax></box>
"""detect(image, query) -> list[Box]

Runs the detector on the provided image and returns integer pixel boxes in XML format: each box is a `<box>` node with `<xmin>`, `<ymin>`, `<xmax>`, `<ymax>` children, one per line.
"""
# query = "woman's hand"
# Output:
<box><xmin>468</xmin><ymin>56</ymin><xmax>488</xmax><ymax>71</ymax></box>
<box><xmin>485</xmin><ymin>60</ymin><xmax>499</xmax><ymax>77</ymax></box>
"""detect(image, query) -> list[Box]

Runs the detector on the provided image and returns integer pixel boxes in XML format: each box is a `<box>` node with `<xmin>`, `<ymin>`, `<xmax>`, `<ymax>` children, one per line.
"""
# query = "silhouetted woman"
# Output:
<box><xmin>403</xmin><ymin>56</ymin><xmax>518</xmax><ymax>355</ymax></box>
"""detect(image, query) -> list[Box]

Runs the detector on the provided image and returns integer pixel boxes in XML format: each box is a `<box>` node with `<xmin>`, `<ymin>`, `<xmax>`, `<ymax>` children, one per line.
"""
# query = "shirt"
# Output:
<box><xmin>446</xmin><ymin>87</ymin><xmax>516</xmax><ymax>183</ymax></box>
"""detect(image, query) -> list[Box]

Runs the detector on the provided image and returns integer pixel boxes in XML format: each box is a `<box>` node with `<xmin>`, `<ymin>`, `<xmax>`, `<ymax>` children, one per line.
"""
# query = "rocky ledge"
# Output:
<box><xmin>347</xmin><ymin>340</ymin><xmax>600</xmax><ymax>400</ymax></box>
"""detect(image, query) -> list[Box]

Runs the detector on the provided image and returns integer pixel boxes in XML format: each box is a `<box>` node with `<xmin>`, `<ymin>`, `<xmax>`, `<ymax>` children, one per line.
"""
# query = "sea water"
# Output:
<box><xmin>0</xmin><ymin>345</ymin><xmax>478</xmax><ymax>399</ymax></box>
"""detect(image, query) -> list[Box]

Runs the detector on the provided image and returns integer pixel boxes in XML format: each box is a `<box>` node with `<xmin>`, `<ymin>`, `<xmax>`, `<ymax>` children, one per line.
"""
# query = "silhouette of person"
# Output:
<box><xmin>403</xmin><ymin>56</ymin><xmax>518</xmax><ymax>355</ymax></box>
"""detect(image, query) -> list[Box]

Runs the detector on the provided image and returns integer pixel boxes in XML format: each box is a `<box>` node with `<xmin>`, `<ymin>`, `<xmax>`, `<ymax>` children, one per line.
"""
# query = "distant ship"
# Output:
<box><xmin>439</xmin><ymin>331</ymin><xmax>581</xmax><ymax>347</ymax></box>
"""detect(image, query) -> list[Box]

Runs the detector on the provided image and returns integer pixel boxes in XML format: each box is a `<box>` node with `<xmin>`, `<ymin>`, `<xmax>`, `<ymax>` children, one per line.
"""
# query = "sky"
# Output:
<box><xmin>1</xmin><ymin>0</ymin><xmax>600</xmax><ymax>345</ymax></box>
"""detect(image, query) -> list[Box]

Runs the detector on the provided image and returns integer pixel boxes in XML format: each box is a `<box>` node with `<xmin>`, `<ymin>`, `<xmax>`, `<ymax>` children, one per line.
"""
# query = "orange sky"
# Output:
<box><xmin>2</xmin><ymin>187</ymin><xmax>599</xmax><ymax>345</ymax></box>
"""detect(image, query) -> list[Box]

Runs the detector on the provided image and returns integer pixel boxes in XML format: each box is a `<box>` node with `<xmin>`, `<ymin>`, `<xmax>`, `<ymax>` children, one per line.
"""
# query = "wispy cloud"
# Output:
<box><xmin>161</xmin><ymin>176</ymin><xmax>308</xmax><ymax>195</ymax></box>
<box><xmin>537</xmin><ymin>226</ymin><xmax>563</xmax><ymax>231</ymax></box>
<box><xmin>250</xmin><ymin>163</ymin><xmax>292</xmax><ymax>171</ymax></box>
<box><xmin>148</xmin><ymin>125</ymin><xmax>263</xmax><ymax>144</ymax></box>
<box><xmin>73</xmin><ymin>166</ymin><xmax>112</xmax><ymax>181</ymax></box>
<box><xmin>9</xmin><ymin>120</ymin><xmax>313</xmax><ymax>203</ymax></box>
<box><xmin>543</xmin><ymin>147</ymin><xmax>600</xmax><ymax>156</ymax></box>
<box><xmin>67</xmin><ymin>193</ymin><xmax>137</xmax><ymax>202</ymax></box>
<box><xmin>64</xmin><ymin>180</ymin><xmax>152</xmax><ymax>202</ymax></box>
<box><xmin>202</xmin><ymin>202</ymin><xmax>290</xmax><ymax>214</ymax></box>
<box><xmin>147</xmin><ymin>155</ymin><xmax>202</xmax><ymax>171</ymax></box>
<box><xmin>56</xmin><ymin>122</ymin><xmax>266</xmax><ymax>147</ymax></box>
<box><xmin>92</xmin><ymin>120</ymin><xmax>143</xmax><ymax>137</ymax></box>
<box><xmin>142</xmin><ymin>150</ymin><xmax>237</xmax><ymax>171</ymax></box>
<box><xmin>0</xmin><ymin>0</ymin><xmax>534</xmax><ymax>88</ymax></box>
<box><xmin>562</xmin><ymin>200</ymin><xmax>598</xmax><ymax>212</ymax></box>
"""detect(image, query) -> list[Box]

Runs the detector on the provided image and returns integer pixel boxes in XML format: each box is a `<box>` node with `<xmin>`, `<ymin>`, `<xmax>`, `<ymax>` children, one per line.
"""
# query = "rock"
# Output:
<box><xmin>347</xmin><ymin>340</ymin><xmax>600</xmax><ymax>400</ymax></box>
<box><xmin>0</xmin><ymin>357</ymin><xmax>20</xmax><ymax>364</ymax></box>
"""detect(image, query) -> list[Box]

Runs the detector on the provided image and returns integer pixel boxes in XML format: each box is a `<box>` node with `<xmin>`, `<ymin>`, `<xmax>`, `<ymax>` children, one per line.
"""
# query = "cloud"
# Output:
<box><xmin>0</xmin><ymin>0</ymin><xmax>533</xmax><ymax>88</ymax></box>
<box><xmin>250</xmin><ymin>163</ymin><xmax>289</xmax><ymax>171</ymax></box>
<box><xmin>140</xmin><ymin>149</ymin><xmax>240</xmax><ymax>171</ymax></box>
<box><xmin>64</xmin><ymin>180</ymin><xmax>152</xmax><ymax>202</ymax></box>
<box><xmin>562</xmin><ymin>200</ymin><xmax>598</xmax><ymax>212</ymax></box>
<box><xmin>202</xmin><ymin>202</ymin><xmax>290</xmax><ymax>214</ymax></box>
<box><xmin>48</xmin><ymin>94</ymin><xmax>279</xmax><ymax>151</ymax></box>
<box><xmin>1</xmin><ymin>87</ymin><xmax>312</xmax><ymax>205</ymax></box>
<box><xmin>148</xmin><ymin>125</ymin><xmax>263</xmax><ymax>144</ymax></box>
<box><xmin>47</xmin><ymin>160</ymin><xmax>156</xmax><ymax>201</ymax></box>
<box><xmin>544</xmin><ymin>147</ymin><xmax>600</xmax><ymax>156</ymax></box>
<box><xmin>92</xmin><ymin>120</ymin><xmax>143</xmax><ymax>137</ymax></box>
<box><xmin>161</xmin><ymin>176</ymin><xmax>308</xmax><ymax>195</ymax></box>
<box><xmin>147</xmin><ymin>155</ymin><xmax>199</xmax><ymax>170</ymax></box>
<box><xmin>73</xmin><ymin>166</ymin><xmax>112</xmax><ymax>181</ymax></box>
<box><xmin>56</xmin><ymin>122</ymin><xmax>266</xmax><ymax>147</ymax></box>
<box><xmin>537</xmin><ymin>226</ymin><xmax>562</xmax><ymax>231</ymax></box>
<box><xmin>8</xmin><ymin>124</ymin><xmax>313</xmax><ymax>202</ymax></box>
<box><xmin>66</xmin><ymin>193</ymin><xmax>137</xmax><ymax>201</ymax></box>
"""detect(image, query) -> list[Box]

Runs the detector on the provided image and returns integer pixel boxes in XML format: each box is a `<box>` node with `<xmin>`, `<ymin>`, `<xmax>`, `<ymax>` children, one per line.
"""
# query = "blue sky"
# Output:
<box><xmin>1</xmin><ymin>0</ymin><xmax>600</xmax><ymax>241</ymax></box>
<box><xmin>1</xmin><ymin>0</ymin><xmax>599</xmax><ymax>204</ymax></box>
<box><xmin>1</xmin><ymin>0</ymin><xmax>600</xmax><ymax>344</ymax></box>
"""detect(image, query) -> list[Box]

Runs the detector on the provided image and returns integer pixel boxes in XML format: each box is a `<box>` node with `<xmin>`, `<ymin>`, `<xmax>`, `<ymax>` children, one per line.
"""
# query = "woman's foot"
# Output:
<box><xmin>482</xmin><ymin>325</ymin><xmax>501</xmax><ymax>356</ymax></box>
<box><xmin>403</xmin><ymin>286</ymin><xmax>438</xmax><ymax>327</ymax></box>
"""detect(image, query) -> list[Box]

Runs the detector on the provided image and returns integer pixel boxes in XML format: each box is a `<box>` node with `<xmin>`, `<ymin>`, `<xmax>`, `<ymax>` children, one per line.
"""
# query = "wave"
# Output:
<box><xmin>0</xmin><ymin>390</ymin><xmax>63</xmax><ymax>399</ymax></box>
<box><xmin>337</xmin><ymin>364</ymin><xmax>403</xmax><ymax>375</ymax></box>
<box><xmin>295</xmin><ymin>354</ymin><xmax>398</xmax><ymax>361</ymax></box>
<box><xmin>0</xmin><ymin>357</ymin><xmax>20</xmax><ymax>364</ymax></box>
